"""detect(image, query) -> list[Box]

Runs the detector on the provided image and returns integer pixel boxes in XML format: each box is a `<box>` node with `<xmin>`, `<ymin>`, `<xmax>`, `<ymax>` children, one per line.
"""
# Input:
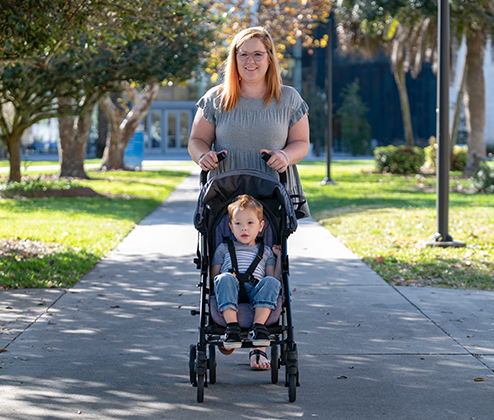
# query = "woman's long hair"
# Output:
<box><xmin>219</xmin><ymin>27</ymin><xmax>282</xmax><ymax>112</ymax></box>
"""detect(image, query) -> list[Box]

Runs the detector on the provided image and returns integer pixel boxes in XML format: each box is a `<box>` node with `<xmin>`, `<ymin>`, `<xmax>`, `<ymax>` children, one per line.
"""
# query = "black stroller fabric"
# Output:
<box><xmin>194</xmin><ymin>168</ymin><xmax>298</xmax><ymax>237</ymax></box>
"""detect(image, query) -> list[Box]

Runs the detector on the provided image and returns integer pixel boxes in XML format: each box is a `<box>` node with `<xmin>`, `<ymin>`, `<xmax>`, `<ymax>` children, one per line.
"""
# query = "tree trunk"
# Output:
<box><xmin>462</xmin><ymin>26</ymin><xmax>486</xmax><ymax>177</ymax></box>
<box><xmin>393</xmin><ymin>59</ymin><xmax>414</xmax><ymax>147</ymax></box>
<box><xmin>6</xmin><ymin>130</ymin><xmax>23</xmax><ymax>182</ymax></box>
<box><xmin>100</xmin><ymin>84</ymin><xmax>159</xmax><ymax>170</ymax></box>
<box><xmin>96</xmin><ymin>105</ymin><xmax>107</xmax><ymax>159</ymax></box>
<box><xmin>58</xmin><ymin>99</ymin><xmax>96</xmax><ymax>179</ymax></box>
<box><xmin>450</xmin><ymin>51</ymin><xmax>467</xmax><ymax>167</ymax></box>
<box><xmin>99</xmin><ymin>95</ymin><xmax>125</xmax><ymax>170</ymax></box>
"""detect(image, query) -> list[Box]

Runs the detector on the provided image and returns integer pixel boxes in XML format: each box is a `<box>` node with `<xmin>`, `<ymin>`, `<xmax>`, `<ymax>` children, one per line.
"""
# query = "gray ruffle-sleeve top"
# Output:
<box><xmin>196</xmin><ymin>85</ymin><xmax>310</xmax><ymax>218</ymax></box>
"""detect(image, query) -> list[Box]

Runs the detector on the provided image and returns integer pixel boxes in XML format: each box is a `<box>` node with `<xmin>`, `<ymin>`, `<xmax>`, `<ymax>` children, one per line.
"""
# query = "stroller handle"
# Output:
<box><xmin>199</xmin><ymin>151</ymin><xmax>287</xmax><ymax>186</ymax></box>
<box><xmin>261</xmin><ymin>152</ymin><xmax>287</xmax><ymax>186</ymax></box>
<box><xmin>199</xmin><ymin>152</ymin><xmax>226</xmax><ymax>186</ymax></box>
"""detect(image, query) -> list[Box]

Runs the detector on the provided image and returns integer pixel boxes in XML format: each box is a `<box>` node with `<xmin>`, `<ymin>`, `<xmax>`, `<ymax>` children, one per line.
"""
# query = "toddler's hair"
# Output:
<box><xmin>228</xmin><ymin>194</ymin><xmax>263</xmax><ymax>223</ymax></box>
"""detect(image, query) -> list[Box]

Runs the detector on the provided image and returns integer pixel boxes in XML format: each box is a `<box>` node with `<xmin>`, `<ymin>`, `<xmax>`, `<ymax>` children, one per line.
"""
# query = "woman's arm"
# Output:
<box><xmin>188</xmin><ymin>109</ymin><xmax>226</xmax><ymax>171</ymax></box>
<box><xmin>260</xmin><ymin>114</ymin><xmax>310</xmax><ymax>173</ymax></box>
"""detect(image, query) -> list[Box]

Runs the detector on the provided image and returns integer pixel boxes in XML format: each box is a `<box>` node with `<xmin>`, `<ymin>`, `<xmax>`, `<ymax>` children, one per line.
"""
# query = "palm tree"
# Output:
<box><xmin>451</xmin><ymin>0</ymin><xmax>494</xmax><ymax>176</ymax></box>
<box><xmin>336</xmin><ymin>0</ymin><xmax>494</xmax><ymax>175</ymax></box>
<box><xmin>334</xmin><ymin>1</ymin><xmax>438</xmax><ymax>148</ymax></box>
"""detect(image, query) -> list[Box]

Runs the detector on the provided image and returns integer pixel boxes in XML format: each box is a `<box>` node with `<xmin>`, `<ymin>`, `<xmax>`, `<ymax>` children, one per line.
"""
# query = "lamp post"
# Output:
<box><xmin>321</xmin><ymin>16</ymin><xmax>337</xmax><ymax>185</ymax></box>
<box><xmin>426</xmin><ymin>0</ymin><xmax>465</xmax><ymax>248</ymax></box>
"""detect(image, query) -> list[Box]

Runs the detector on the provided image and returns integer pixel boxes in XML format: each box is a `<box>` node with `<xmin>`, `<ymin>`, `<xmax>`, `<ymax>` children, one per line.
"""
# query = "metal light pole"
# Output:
<box><xmin>321</xmin><ymin>16</ymin><xmax>337</xmax><ymax>185</ymax></box>
<box><xmin>427</xmin><ymin>0</ymin><xmax>465</xmax><ymax>248</ymax></box>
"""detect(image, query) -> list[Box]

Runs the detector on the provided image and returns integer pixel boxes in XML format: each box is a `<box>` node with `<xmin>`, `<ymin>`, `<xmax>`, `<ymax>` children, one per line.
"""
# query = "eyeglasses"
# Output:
<box><xmin>236</xmin><ymin>51</ymin><xmax>267</xmax><ymax>62</ymax></box>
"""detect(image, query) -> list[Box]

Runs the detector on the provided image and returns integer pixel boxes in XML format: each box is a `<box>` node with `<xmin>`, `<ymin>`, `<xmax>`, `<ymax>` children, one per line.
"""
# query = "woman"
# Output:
<box><xmin>188</xmin><ymin>26</ymin><xmax>310</xmax><ymax>370</ymax></box>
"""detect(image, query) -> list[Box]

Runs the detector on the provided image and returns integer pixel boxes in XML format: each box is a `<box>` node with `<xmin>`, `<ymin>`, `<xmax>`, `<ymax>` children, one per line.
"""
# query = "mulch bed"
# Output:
<box><xmin>3</xmin><ymin>187</ymin><xmax>104</xmax><ymax>198</ymax></box>
<box><xmin>0</xmin><ymin>238</ymin><xmax>59</xmax><ymax>259</ymax></box>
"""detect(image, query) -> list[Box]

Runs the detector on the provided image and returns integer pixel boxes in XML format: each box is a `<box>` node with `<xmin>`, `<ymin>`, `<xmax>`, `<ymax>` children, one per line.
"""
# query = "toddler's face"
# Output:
<box><xmin>229</xmin><ymin>208</ymin><xmax>264</xmax><ymax>246</ymax></box>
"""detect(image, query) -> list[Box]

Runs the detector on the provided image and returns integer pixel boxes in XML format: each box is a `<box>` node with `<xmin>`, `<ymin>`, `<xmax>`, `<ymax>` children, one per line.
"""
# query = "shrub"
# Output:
<box><xmin>470</xmin><ymin>162</ymin><xmax>494</xmax><ymax>193</ymax></box>
<box><xmin>0</xmin><ymin>177</ymin><xmax>81</xmax><ymax>197</ymax></box>
<box><xmin>424</xmin><ymin>136</ymin><xmax>437</xmax><ymax>169</ymax></box>
<box><xmin>374</xmin><ymin>145</ymin><xmax>425</xmax><ymax>175</ymax></box>
<box><xmin>424</xmin><ymin>136</ymin><xmax>467</xmax><ymax>171</ymax></box>
<box><xmin>451</xmin><ymin>145</ymin><xmax>468</xmax><ymax>171</ymax></box>
<box><xmin>374</xmin><ymin>145</ymin><xmax>395</xmax><ymax>172</ymax></box>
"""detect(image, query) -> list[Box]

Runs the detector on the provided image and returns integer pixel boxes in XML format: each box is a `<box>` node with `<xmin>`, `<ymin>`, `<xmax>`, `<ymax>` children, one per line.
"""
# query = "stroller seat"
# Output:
<box><xmin>209</xmin><ymin>212</ymin><xmax>282</xmax><ymax>328</ymax></box>
<box><xmin>209</xmin><ymin>295</ymin><xmax>283</xmax><ymax>328</ymax></box>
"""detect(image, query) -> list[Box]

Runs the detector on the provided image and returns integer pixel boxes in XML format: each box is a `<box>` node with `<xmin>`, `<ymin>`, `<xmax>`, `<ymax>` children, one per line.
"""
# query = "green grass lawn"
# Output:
<box><xmin>1</xmin><ymin>159</ymin><xmax>493</xmax><ymax>290</ymax></box>
<box><xmin>0</xmin><ymin>158</ymin><xmax>194</xmax><ymax>169</ymax></box>
<box><xmin>0</xmin><ymin>169</ymin><xmax>189</xmax><ymax>289</ymax></box>
<box><xmin>298</xmin><ymin>160</ymin><xmax>494</xmax><ymax>289</ymax></box>
<box><xmin>0</xmin><ymin>158</ymin><xmax>103</xmax><ymax>168</ymax></box>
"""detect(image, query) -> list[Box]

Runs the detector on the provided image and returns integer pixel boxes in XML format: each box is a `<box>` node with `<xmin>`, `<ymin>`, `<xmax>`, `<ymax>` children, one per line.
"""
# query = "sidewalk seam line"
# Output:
<box><xmin>391</xmin><ymin>286</ymin><xmax>494</xmax><ymax>373</ymax></box>
<box><xmin>3</xmin><ymin>289</ymin><xmax>67</xmax><ymax>350</ymax></box>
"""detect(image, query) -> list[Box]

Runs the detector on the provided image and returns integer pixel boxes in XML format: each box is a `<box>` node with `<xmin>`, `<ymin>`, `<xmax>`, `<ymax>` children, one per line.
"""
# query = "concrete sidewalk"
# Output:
<box><xmin>1</xmin><ymin>173</ymin><xmax>494</xmax><ymax>419</ymax></box>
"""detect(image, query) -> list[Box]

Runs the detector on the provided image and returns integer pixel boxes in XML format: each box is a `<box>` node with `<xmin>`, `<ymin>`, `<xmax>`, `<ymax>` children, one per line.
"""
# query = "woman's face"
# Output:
<box><xmin>236</xmin><ymin>37</ymin><xmax>269</xmax><ymax>86</ymax></box>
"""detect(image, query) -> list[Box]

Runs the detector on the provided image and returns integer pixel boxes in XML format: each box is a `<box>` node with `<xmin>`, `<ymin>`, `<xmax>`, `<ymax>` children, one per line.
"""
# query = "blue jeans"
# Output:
<box><xmin>214</xmin><ymin>273</ymin><xmax>281</xmax><ymax>313</ymax></box>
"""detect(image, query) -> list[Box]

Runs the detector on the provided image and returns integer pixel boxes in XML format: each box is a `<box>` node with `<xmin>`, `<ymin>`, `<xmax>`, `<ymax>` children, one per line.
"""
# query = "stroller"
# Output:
<box><xmin>189</xmin><ymin>153</ymin><xmax>301</xmax><ymax>403</ymax></box>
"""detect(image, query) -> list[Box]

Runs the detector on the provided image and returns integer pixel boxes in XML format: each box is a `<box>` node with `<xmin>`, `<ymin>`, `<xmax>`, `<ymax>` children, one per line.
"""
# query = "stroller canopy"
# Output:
<box><xmin>194</xmin><ymin>169</ymin><xmax>298</xmax><ymax>235</ymax></box>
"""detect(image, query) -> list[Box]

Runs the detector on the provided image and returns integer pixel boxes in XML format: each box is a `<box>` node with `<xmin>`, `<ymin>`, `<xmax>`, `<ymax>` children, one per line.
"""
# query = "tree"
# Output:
<box><xmin>0</xmin><ymin>0</ymin><xmax>143</xmax><ymax>181</ymax></box>
<box><xmin>0</xmin><ymin>58</ymin><xmax>104</xmax><ymax>181</ymax></box>
<box><xmin>97</xmin><ymin>3</ymin><xmax>218</xmax><ymax>171</ymax></box>
<box><xmin>201</xmin><ymin>0</ymin><xmax>334</xmax><ymax>81</ymax></box>
<box><xmin>99</xmin><ymin>84</ymin><xmax>159</xmax><ymax>170</ymax></box>
<box><xmin>0</xmin><ymin>0</ymin><xmax>170</xmax><ymax>68</ymax></box>
<box><xmin>334</xmin><ymin>0</ymin><xmax>494</xmax><ymax>174</ymax></box>
<box><xmin>0</xmin><ymin>0</ymin><xmax>217</xmax><ymax>179</ymax></box>
<box><xmin>337</xmin><ymin>78</ymin><xmax>371</xmax><ymax>156</ymax></box>
<box><xmin>99</xmin><ymin>0</ymin><xmax>336</xmax><ymax>170</ymax></box>
<box><xmin>451</xmin><ymin>0</ymin><xmax>494</xmax><ymax>176</ymax></box>
<box><xmin>334</xmin><ymin>1</ymin><xmax>438</xmax><ymax>148</ymax></box>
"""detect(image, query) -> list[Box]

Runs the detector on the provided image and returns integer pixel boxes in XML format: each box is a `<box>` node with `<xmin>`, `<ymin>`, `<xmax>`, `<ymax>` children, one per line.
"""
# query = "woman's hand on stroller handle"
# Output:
<box><xmin>199</xmin><ymin>150</ymin><xmax>227</xmax><ymax>172</ymax></box>
<box><xmin>199</xmin><ymin>151</ymin><xmax>287</xmax><ymax>186</ymax></box>
<box><xmin>199</xmin><ymin>151</ymin><xmax>227</xmax><ymax>185</ymax></box>
<box><xmin>261</xmin><ymin>151</ymin><xmax>288</xmax><ymax>185</ymax></box>
<box><xmin>260</xmin><ymin>150</ymin><xmax>289</xmax><ymax>174</ymax></box>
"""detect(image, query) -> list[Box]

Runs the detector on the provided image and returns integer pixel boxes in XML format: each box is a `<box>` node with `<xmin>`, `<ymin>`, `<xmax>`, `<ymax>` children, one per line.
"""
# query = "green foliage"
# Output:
<box><xmin>1</xmin><ymin>1</ymin><xmax>218</xmax><ymax>181</ymax></box>
<box><xmin>452</xmin><ymin>145</ymin><xmax>468</xmax><ymax>171</ymax></box>
<box><xmin>299</xmin><ymin>161</ymin><xmax>494</xmax><ymax>289</ymax></box>
<box><xmin>336</xmin><ymin>78</ymin><xmax>371</xmax><ymax>156</ymax></box>
<box><xmin>423</xmin><ymin>136</ymin><xmax>437</xmax><ymax>169</ymax></box>
<box><xmin>424</xmin><ymin>136</ymin><xmax>468</xmax><ymax>171</ymax></box>
<box><xmin>470</xmin><ymin>162</ymin><xmax>494</xmax><ymax>193</ymax></box>
<box><xmin>0</xmin><ymin>169</ymin><xmax>188</xmax><ymax>288</ymax></box>
<box><xmin>0</xmin><ymin>243</ymin><xmax>96</xmax><ymax>289</ymax></box>
<box><xmin>0</xmin><ymin>177</ymin><xmax>81</xmax><ymax>198</ymax></box>
<box><xmin>374</xmin><ymin>145</ymin><xmax>425</xmax><ymax>174</ymax></box>
<box><xmin>0</xmin><ymin>1</ymin><xmax>216</xmax><ymax>70</ymax></box>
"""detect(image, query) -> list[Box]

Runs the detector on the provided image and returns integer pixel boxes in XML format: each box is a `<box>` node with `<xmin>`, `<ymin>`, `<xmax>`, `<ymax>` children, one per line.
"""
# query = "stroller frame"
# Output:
<box><xmin>189</xmin><ymin>159</ymin><xmax>300</xmax><ymax>403</ymax></box>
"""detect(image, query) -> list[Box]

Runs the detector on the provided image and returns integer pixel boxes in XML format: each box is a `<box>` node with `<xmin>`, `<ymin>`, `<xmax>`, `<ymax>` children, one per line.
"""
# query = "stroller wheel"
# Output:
<box><xmin>189</xmin><ymin>345</ymin><xmax>197</xmax><ymax>386</ymax></box>
<box><xmin>196</xmin><ymin>346</ymin><xmax>207</xmax><ymax>403</ymax></box>
<box><xmin>197</xmin><ymin>373</ymin><xmax>205</xmax><ymax>403</ymax></box>
<box><xmin>208</xmin><ymin>344</ymin><xmax>216</xmax><ymax>385</ymax></box>
<box><xmin>285</xmin><ymin>343</ymin><xmax>299</xmax><ymax>403</ymax></box>
<box><xmin>270</xmin><ymin>345</ymin><xmax>279</xmax><ymax>384</ymax></box>
<box><xmin>287</xmin><ymin>371</ymin><xmax>297</xmax><ymax>403</ymax></box>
